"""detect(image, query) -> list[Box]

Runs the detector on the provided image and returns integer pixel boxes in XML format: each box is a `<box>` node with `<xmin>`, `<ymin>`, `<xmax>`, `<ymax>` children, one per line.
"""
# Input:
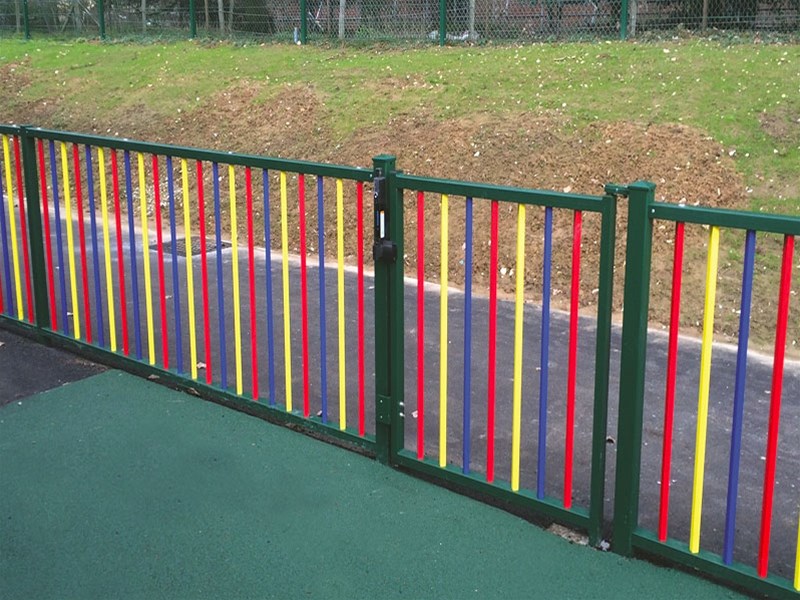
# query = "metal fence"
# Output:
<box><xmin>1</xmin><ymin>124</ymin><xmax>799</xmax><ymax>598</ymax></box>
<box><xmin>0</xmin><ymin>0</ymin><xmax>797</xmax><ymax>41</ymax></box>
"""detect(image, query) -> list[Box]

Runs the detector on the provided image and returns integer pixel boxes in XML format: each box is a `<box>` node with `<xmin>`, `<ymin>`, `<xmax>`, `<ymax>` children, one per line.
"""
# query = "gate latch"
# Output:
<box><xmin>373</xmin><ymin>174</ymin><xmax>397</xmax><ymax>263</ymax></box>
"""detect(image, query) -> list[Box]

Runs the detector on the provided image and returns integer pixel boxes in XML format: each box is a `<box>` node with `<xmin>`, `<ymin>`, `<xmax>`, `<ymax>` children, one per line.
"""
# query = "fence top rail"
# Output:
<box><xmin>395</xmin><ymin>172</ymin><xmax>609</xmax><ymax>212</ymax></box>
<box><xmin>652</xmin><ymin>202</ymin><xmax>800</xmax><ymax>237</ymax></box>
<box><xmin>23</xmin><ymin>126</ymin><xmax>374</xmax><ymax>183</ymax></box>
<box><xmin>0</xmin><ymin>125</ymin><xmax>21</xmax><ymax>136</ymax></box>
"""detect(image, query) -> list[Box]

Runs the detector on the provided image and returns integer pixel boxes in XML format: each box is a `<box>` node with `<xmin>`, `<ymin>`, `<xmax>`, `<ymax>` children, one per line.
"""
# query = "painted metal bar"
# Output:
<box><xmin>246</xmin><ymin>167</ymin><xmax>259</xmax><ymax>400</ymax></box>
<box><xmin>317</xmin><ymin>176</ymin><xmax>328</xmax><ymax>422</ymax></box>
<box><xmin>357</xmin><ymin>181</ymin><xmax>365</xmax><ymax>436</ymax></box>
<box><xmin>12</xmin><ymin>137</ymin><xmax>34</xmax><ymax>322</ymax></box>
<box><xmin>49</xmin><ymin>141</ymin><xmax>68</xmax><ymax>334</ymax></box>
<box><xmin>60</xmin><ymin>142</ymin><xmax>81</xmax><ymax>338</ymax></box>
<box><xmin>0</xmin><ymin>176</ymin><xmax>5</xmax><ymax>314</ymax></box>
<box><xmin>564</xmin><ymin>209</ymin><xmax>582</xmax><ymax>508</ymax></box>
<box><xmin>652</xmin><ymin>203</ymin><xmax>800</xmax><ymax>237</ymax></box>
<box><xmin>97</xmin><ymin>148</ymin><xmax>117</xmax><ymax>352</ymax></box>
<box><xmin>84</xmin><ymin>146</ymin><xmax>105</xmax><ymax>348</ymax></box>
<box><xmin>537</xmin><ymin>206</ymin><xmax>553</xmax><ymax>499</ymax></box>
<box><xmin>723</xmin><ymin>229</ymin><xmax>756</xmax><ymax>564</ymax></box>
<box><xmin>263</xmin><ymin>169</ymin><xmax>276</xmax><ymax>406</ymax></box>
<box><xmin>181</xmin><ymin>159</ymin><xmax>198</xmax><ymax>380</ymax></box>
<box><xmin>123</xmin><ymin>151</ymin><xmax>142</xmax><ymax>359</ymax></box>
<box><xmin>439</xmin><ymin>193</ymin><xmax>449</xmax><ymax>468</ymax></box>
<box><xmin>137</xmin><ymin>152</ymin><xmax>155</xmax><ymax>365</ymax></box>
<box><xmin>197</xmin><ymin>161</ymin><xmax>212</xmax><ymax>384</ymax></box>
<box><xmin>758</xmin><ymin>233</ymin><xmax>794</xmax><ymax>578</ymax></box>
<box><xmin>486</xmin><ymin>199</ymin><xmax>499</xmax><ymax>483</ymax></box>
<box><xmin>151</xmin><ymin>155</ymin><xmax>169</xmax><ymax>369</ymax></box>
<box><xmin>36</xmin><ymin>140</ymin><xmax>58</xmax><ymax>329</ymax></box>
<box><xmin>0</xmin><ymin>144</ymin><xmax>13</xmax><ymax>317</ymax></box>
<box><xmin>462</xmin><ymin>196</ymin><xmax>473</xmax><ymax>475</ymax></box>
<box><xmin>298</xmin><ymin>174</ymin><xmax>311</xmax><ymax>417</ymax></box>
<box><xmin>230</xmin><ymin>164</ymin><xmax>244</xmax><ymax>396</ymax></box>
<box><xmin>280</xmin><ymin>171</ymin><xmax>293</xmax><ymax>412</ymax></box>
<box><xmin>166</xmin><ymin>157</ymin><xmax>183</xmax><ymax>374</ymax></box>
<box><xmin>658</xmin><ymin>221</ymin><xmax>685</xmax><ymax>541</ymax></box>
<box><xmin>111</xmin><ymin>150</ymin><xmax>129</xmax><ymax>355</ymax></box>
<box><xmin>3</xmin><ymin>136</ymin><xmax>24</xmax><ymax>320</ymax></box>
<box><xmin>212</xmin><ymin>163</ymin><xmax>228</xmax><ymax>389</ymax></box>
<box><xmin>336</xmin><ymin>178</ymin><xmax>346</xmax><ymax>429</ymax></box>
<box><xmin>795</xmin><ymin>516</ymin><xmax>799</xmax><ymax>591</ymax></box>
<box><xmin>511</xmin><ymin>203</ymin><xmax>526</xmax><ymax>492</ymax></box>
<box><xmin>72</xmin><ymin>144</ymin><xmax>93</xmax><ymax>342</ymax></box>
<box><xmin>690</xmin><ymin>225</ymin><xmax>721</xmax><ymax>554</ymax></box>
<box><xmin>416</xmin><ymin>190</ymin><xmax>425</xmax><ymax>459</ymax></box>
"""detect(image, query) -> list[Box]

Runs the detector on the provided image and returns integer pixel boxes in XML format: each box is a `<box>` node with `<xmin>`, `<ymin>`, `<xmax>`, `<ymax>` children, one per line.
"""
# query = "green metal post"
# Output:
<box><xmin>619</xmin><ymin>0</ymin><xmax>629</xmax><ymax>39</ymax></box>
<box><xmin>438</xmin><ymin>0</ymin><xmax>446</xmax><ymax>45</ymax></box>
<box><xmin>22</xmin><ymin>0</ymin><xmax>30</xmax><ymax>39</ymax></box>
<box><xmin>98</xmin><ymin>0</ymin><xmax>106</xmax><ymax>40</ymax></box>
<box><xmin>587</xmin><ymin>194</ymin><xmax>617</xmax><ymax>547</ymax></box>
<box><xmin>19</xmin><ymin>127</ymin><xmax>50</xmax><ymax>331</ymax></box>
<box><xmin>300</xmin><ymin>0</ymin><xmax>308</xmax><ymax>43</ymax></box>
<box><xmin>611</xmin><ymin>181</ymin><xmax>655</xmax><ymax>556</ymax></box>
<box><xmin>189</xmin><ymin>0</ymin><xmax>196</xmax><ymax>38</ymax></box>
<box><xmin>372</xmin><ymin>155</ymin><xmax>404</xmax><ymax>466</ymax></box>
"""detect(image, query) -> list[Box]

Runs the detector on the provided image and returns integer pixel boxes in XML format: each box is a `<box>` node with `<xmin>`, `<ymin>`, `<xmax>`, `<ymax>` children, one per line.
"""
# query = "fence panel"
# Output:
<box><xmin>612</xmin><ymin>183</ymin><xmax>800</xmax><ymax>598</ymax></box>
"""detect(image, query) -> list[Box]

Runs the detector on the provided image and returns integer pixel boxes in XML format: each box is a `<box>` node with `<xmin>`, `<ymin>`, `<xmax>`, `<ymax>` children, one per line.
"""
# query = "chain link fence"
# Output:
<box><xmin>0</xmin><ymin>0</ymin><xmax>798</xmax><ymax>42</ymax></box>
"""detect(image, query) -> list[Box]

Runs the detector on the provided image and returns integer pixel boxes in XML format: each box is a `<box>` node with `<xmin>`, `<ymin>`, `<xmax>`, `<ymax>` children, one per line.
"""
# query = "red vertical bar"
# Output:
<box><xmin>417</xmin><ymin>191</ymin><xmax>425</xmax><ymax>460</ymax></box>
<box><xmin>245</xmin><ymin>167</ymin><xmax>259</xmax><ymax>400</ymax></box>
<box><xmin>152</xmin><ymin>155</ymin><xmax>169</xmax><ymax>369</ymax></box>
<box><xmin>757</xmin><ymin>234</ymin><xmax>794</xmax><ymax>578</ymax></box>
<box><xmin>111</xmin><ymin>151</ymin><xmax>130</xmax><ymax>356</ymax></box>
<box><xmin>37</xmin><ymin>139</ymin><xmax>58</xmax><ymax>329</ymax></box>
<box><xmin>659</xmin><ymin>221</ymin><xmax>685</xmax><ymax>541</ymax></box>
<box><xmin>298</xmin><ymin>174</ymin><xmax>311</xmax><ymax>418</ymax></box>
<box><xmin>357</xmin><ymin>182</ymin><xmax>366</xmax><ymax>437</ymax></box>
<box><xmin>72</xmin><ymin>143</ymin><xmax>92</xmax><ymax>342</ymax></box>
<box><xmin>13</xmin><ymin>137</ymin><xmax>34</xmax><ymax>322</ymax></box>
<box><xmin>486</xmin><ymin>200</ymin><xmax>499</xmax><ymax>483</ymax></box>
<box><xmin>197</xmin><ymin>161</ymin><xmax>212</xmax><ymax>385</ymax></box>
<box><xmin>564</xmin><ymin>209</ymin><xmax>582</xmax><ymax>509</ymax></box>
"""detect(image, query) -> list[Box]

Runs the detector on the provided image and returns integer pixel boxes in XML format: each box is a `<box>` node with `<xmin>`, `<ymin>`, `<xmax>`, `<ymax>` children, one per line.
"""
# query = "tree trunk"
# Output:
<box><xmin>204</xmin><ymin>0</ymin><xmax>209</xmax><ymax>29</ymax></box>
<box><xmin>228</xmin><ymin>0</ymin><xmax>234</xmax><ymax>32</ymax></box>
<box><xmin>217</xmin><ymin>0</ymin><xmax>225</xmax><ymax>32</ymax></box>
<box><xmin>338</xmin><ymin>0</ymin><xmax>345</xmax><ymax>37</ymax></box>
<box><xmin>141</xmin><ymin>0</ymin><xmax>147</xmax><ymax>32</ymax></box>
<box><xmin>14</xmin><ymin>0</ymin><xmax>21</xmax><ymax>33</ymax></box>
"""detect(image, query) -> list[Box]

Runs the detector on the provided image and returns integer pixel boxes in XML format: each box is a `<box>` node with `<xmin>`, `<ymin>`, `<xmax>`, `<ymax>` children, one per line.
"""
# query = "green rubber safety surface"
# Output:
<box><xmin>0</xmin><ymin>371</ymin><xmax>744</xmax><ymax>600</ymax></box>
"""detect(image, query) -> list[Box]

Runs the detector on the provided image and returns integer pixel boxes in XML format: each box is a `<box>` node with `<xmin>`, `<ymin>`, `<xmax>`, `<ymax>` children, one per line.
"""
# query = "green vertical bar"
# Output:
<box><xmin>19</xmin><ymin>126</ymin><xmax>50</xmax><ymax>331</ymax></box>
<box><xmin>22</xmin><ymin>0</ymin><xmax>30</xmax><ymax>39</ymax></box>
<box><xmin>98</xmin><ymin>0</ymin><xmax>105</xmax><ymax>39</ymax></box>
<box><xmin>438</xmin><ymin>0</ymin><xmax>446</xmax><ymax>45</ymax></box>
<box><xmin>588</xmin><ymin>194</ymin><xmax>617</xmax><ymax>546</ymax></box>
<box><xmin>189</xmin><ymin>0</ymin><xmax>196</xmax><ymax>38</ymax></box>
<box><xmin>619</xmin><ymin>0</ymin><xmax>629</xmax><ymax>39</ymax></box>
<box><xmin>300</xmin><ymin>0</ymin><xmax>308</xmax><ymax>43</ymax></box>
<box><xmin>611</xmin><ymin>181</ymin><xmax>655</xmax><ymax>556</ymax></box>
<box><xmin>373</xmin><ymin>155</ymin><xmax>404</xmax><ymax>466</ymax></box>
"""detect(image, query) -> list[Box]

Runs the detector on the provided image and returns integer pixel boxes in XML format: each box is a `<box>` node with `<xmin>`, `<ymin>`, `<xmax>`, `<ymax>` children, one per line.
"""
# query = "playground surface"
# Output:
<box><xmin>0</xmin><ymin>335</ymin><xmax>746</xmax><ymax>599</ymax></box>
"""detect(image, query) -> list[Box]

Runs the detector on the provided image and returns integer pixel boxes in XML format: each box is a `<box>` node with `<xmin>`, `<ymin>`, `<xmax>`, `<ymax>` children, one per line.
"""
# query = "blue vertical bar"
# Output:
<box><xmin>0</xmin><ymin>157</ymin><xmax>13</xmax><ymax>315</ymax></box>
<box><xmin>84</xmin><ymin>145</ymin><xmax>105</xmax><ymax>348</ymax></box>
<box><xmin>462</xmin><ymin>196</ymin><xmax>474</xmax><ymax>474</ymax></box>
<box><xmin>317</xmin><ymin>175</ymin><xmax>329</xmax><ymax>423</ymax></box>
<box><xmin>723</xmin><ymin>229</ymin><xmax>756</xmax><ymax>565</ymax></box>
<box><xmin>48</xmin><ymin>141</ymin><xmax>68</xmax><ymax>335</ymax></box>
<box><xmin>166</xmin><ymin>157</ymin><xmax>184</xmax><ymax>375</ymax></box>
<box><xmin>263</xmin><ymin>169</ymin><xmax>276</xmax><ymax>406</ymax></box>
<box><xmin>124</xmin><ymin>151</ymin><xmax>143</xmax><ymax>361</ymax></box>
<box><xmin>212</xmin><ymin>162</ymin><xmax>228</xmax><ymax>390</ymax></box>
<box><xmin>537</xmin><ymin>206</ymin><xmax>553</xmax><ymax>499</ymax></box>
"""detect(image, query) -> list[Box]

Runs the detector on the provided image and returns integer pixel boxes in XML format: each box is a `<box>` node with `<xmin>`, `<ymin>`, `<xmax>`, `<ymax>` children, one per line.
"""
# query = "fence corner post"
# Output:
<box><xmin>438</xmin><ymin>0</ymin><xmax>446</xmax><ymax>46</ymax></box>
<box><xmin>619</xmin><ymin>0</ymin><xmax>629</xmax><ymax>40</ymax></box>
<box><xmin>372</xmin><ymin>154</ymin><xmax>404</xmax><ymax>466</ymax></box>
<box><xmin>97</xmin><ymin>0</ymin><xmax>106</xmax><ymax>39</ymax></box>
<box><xmin>610</xmin><ymin>180</ymin><xmax>655</xmax><ymax>556</ymax></box>
<box><xmin>22</xmin><ymin>0</ymin><xmax>30</xmax><ymax>40</ymax></box>
<box><xmin>300</xmin><ymin>0</ymin><xmax>308</xmax><ymax>44</ymax></box>
<box><xmin>18</xmin><ymin>126</ymin><xmax>50</xmax><ymax>331</ymax></box>
<box><xmin>189</xmin><ymin>0</ymin><xmax>196</xmax><ymax>38</ymax></box>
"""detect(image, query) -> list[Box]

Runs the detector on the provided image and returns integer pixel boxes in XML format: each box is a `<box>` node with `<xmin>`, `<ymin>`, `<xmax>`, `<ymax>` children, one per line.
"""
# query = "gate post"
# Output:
<box><xmin>372</xmin><ymin>155</ymin><xmax>404</xmax><ymax>466</ymax></box>
<box><xmin>610</xmin><ymin>180</ymin><xmax>655</xmax><ymax>556</ymax></box>
<box><xmin>19</xmin><ymin>126</ymin><xmax>50</xmax><ymax>331</ymax></box>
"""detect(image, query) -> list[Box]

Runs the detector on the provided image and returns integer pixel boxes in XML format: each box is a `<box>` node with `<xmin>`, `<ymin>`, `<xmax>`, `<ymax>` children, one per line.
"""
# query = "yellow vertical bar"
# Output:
<box><xmin>137</xmin><ymin>153</ymin><xmax>155</xmax><ymax>365</ymax></box>
<box><xmin>439</xmin><ymin>194</ymin><xmax>449</xmax><ymax>468</ymax></box>
<box><xmin>795</xmin><ymin>513</ymin><xmax>800</xmax><ymax>591</ymax></box>
<box><xmin>229</xmin><ymin>165</ymin><xmax>243</xmax><ymax>396</ymax></box>
<box><xmin>511</xmin><ymin>204</ymin><xmax>526</xmax><ymax>492</ymax></box>
<box><xmin>689</xmin><ymin>225</ymin><xmax>720</xmax><ymax>554</ymax></box>
<box><xmin>280</xmin><ymin>171</ymin><xmax>293</xmax><ymax>412</ymax></box>
<box><xmin>182</xmin><ymin>159</ymin><xmax>198</xmax><ymax>380</ymax></box>
<box><xmin>2</xmin><ymin>135</ymin><xmax>23</xmax><ymax>320</ymax></box>
<box><xmin>336</xmin><ymin>178</ymin><xmax>347</xmax><ymax>431</ymax></box>
<box><xmin>59</xmin><ymin>142</ymin><xmax>81</xmax><ymax>339</ymax></box>
<box><xmin>97</xmin><ymin>148</ymin><xmax>117</xmax><ymax>352</ymax></box>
